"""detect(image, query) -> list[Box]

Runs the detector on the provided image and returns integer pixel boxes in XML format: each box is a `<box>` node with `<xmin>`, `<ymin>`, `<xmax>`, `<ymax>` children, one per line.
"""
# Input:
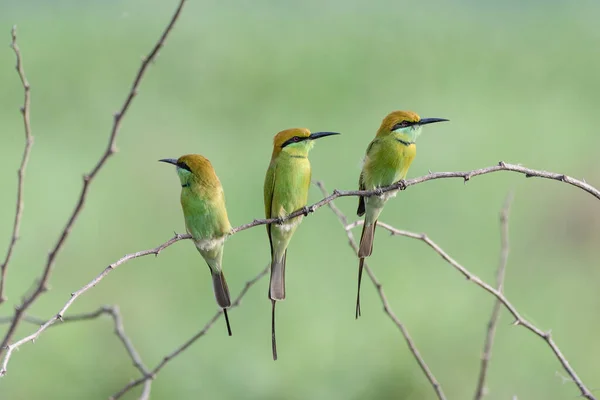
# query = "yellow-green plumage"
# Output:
<box><xmin>160</xmin><ymin>154</ymin><xmax>233</xmax><ymax>336</ymax></box>
<box><xmin>264</xmin><ymin>127</ymin><xmax>339</xmax><ymax>360</ymax></box>
<box><xmin>356</xmin><ymin>111</ymin><xmax>448</xmax><ymax>319</ymax></box>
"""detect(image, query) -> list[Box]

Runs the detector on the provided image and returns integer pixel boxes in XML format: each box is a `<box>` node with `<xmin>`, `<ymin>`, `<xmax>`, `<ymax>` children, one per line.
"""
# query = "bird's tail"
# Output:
<box><xmin>269</xmin><ymin>250</ymin><xmax>287</xmax><ymax>361</ymax></box>
<box><xmin>269</xmin><ymin>250</ymin><xmax>287</xmax><ymax>301</ymax></box>
<box><xmin>356</xmin><ymin>220</ymin><xmax>377</xmax><ymax>319</ymax></box>
<box><xmin>211</xmin><ymin>270</ymin><xmax>232</xmax><ymax>336</ymax></box>
<box><xmin>356</xmin><ymin>257</ymin><xmax>365</xmax><ymax>319</ymax></box>
<box><xmin>212</xmin><ymin>270</ymin><xmax>231</xmax><ymax>308</ymax></box>
<box><xmin>358</xmin><ymin>220</ymin><xmax>377</xmax><ymax>258</ymax></box>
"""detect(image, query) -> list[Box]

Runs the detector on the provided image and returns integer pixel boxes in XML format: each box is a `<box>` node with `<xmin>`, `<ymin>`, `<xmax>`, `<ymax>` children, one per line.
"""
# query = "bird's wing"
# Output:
<box><xmin>357</xmin><ymin>139</ymin><xmax>377</xmax><ymax>217</ymax></box>
<box><xmin>357</xmin><ymin>171</ymin><xmax>366</xmax><ymax>216</ymax></box>
<box><xmin>264</xmin><ymin>160</ymin><xmax>277</xmax><ymax>255</ymax></box>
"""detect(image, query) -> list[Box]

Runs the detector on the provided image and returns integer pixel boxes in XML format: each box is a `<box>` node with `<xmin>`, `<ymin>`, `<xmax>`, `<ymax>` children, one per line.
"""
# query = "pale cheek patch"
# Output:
<box><xmin>176</xmin><ymin>168</ymin><xmax>192</xmax><ymax>186</ymax></box>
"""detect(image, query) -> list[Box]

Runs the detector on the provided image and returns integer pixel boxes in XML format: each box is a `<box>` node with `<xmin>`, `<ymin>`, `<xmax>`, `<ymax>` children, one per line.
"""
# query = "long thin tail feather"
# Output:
<box><xmin>223</xmin><ymin>309</ymin><xmax>232</xmax><ymax>336</ymax></box>
<box><xmin>356</xmin><ymin>221</ymin><xmax>377</xmax><ymax>319</ymax></box>
<box><xmin>271</xmin><ymin>299</ymin><xmax>278</xmax><ymax>361</ymax></box>
<box><xmin>356</xmin><ymin>257</ymin><xmax>365</xmax><ymax>319</ymax></box>
<box><xmin>269</xmin><ymin>250</ymin><xmax>287</xmax><ymax>301</ymax></box>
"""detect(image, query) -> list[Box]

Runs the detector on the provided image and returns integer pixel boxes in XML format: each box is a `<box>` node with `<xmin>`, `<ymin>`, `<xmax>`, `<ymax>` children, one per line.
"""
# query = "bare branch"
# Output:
<box><xmin>0</xmin><ymin>0</ymin><xmax>187</xmax><ymax>360</ymax></box>
<box><xmin>315</xmin><ymin>182</ymin><xmax>447</xmax><ymax>400</ymax></box>
<box><xmin>473</xmin><ymin>192</ymin><xmax>514</xmax><ymax>400</ymax></box>
<box><xmin>231</xmin><ymin>161</ymin><xmax>599</xmax><ymax>237</ymax></box>
<box><xmin>3</xmin><ymin>158</ymin><xmax>598</xmax><ymax>378</ymax></box>
<box><xmin>403</xmin><ymin>162</ymin><xmax>600</xmax><ymax>200</ymax></box>
<box><xmin>346</xmin><ymin>218</ymin><xmax>595</xmax><ymax>400</ymax></box>
<box><xmin>0</xmin><ymin>233</ymin><xmax>188</xmax><ymax>375</ymax></box>
<box><xmin>107</xmin><ymin>305</ymin><xmax>153</xmax><ymax>398</ymax></box>
<box><xmin>0</xmin><ymin>26</ymin><xmax>35</xmax><ymax>304</ymax></box>
<box><xmin>110</xmin><ymin>265</ymin><xmax>269</xmax><ymax>400</ymax></box>
<box><xmin>1</xmin><ymin>158</ymin><xmax>596</xmax><ymax>378</ymax></box>
<box><xmin>0</xmin><ymin>306</ymin><xmax>151</xmax><ymax>396</ymax></box>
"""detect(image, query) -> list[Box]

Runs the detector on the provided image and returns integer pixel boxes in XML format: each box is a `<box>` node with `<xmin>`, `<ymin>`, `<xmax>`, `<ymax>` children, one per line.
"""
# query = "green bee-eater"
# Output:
<box><xmin>160</xmin><ymin>154</ymin><xmax>234</xmax><ymax>336</ymax></box>
<box><xmin>264</xmin><ymin>128</ymin><xmax>340</xmax><ymax>360</ymax></box>
<box><xmin>355</xmin><ymin>111</ymin><xmax>448</xmax><ymax>318</ymax></box>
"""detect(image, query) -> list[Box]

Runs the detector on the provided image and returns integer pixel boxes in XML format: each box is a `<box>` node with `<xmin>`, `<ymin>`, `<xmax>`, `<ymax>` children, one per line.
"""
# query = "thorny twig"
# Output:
<box><xmin>344</xmin><ymin>217</ymin><xmax>595</xmax><ymax>399</ymax></box>
<box><xmin>0</xmin><ymin>159</ymin><xmax>597</xmax><ymax>396</ymax></box>
<box><xmin>0</xmin><ymin>233</ymin><xmax>188</xmax><ymax>375</ymax></box>
<box><xmin>110</xmin><ymin>265</ymin><xmax>269</xmax><ymax>399</ymax></box>
<box><xmin>473</xmin><ymin>192</ymin><xmax>514</xmax><ymax>400</ymax></box>
<box><xmin>0</xmin><ymin>26</ymin><xmax>34</xmax><ymax>304</ymax></box>
<box><xmin>0</xmin><ymin>306</ymin><xmax>152</xmax><ymax>398</ymax></box>
<box><xmin>3</xmin><ymin>159</ymin><xmax>599</xmax><ymax>380</ymax></box>
<box><xmin>229</xmin><ymin>161</ymin><xmax>600</xmax><ymax>236</ymax></box>
<box><xmin>0</xmin><ymin>0</ymin><xmax>188</xmax><ymax>364</ymax></box>
<box><xmin>0</xmin><ymin>0</ymin><xmax>596</xmax><ymax>395</ymax></box>
<box><xmin>316</xmin><ymin>182</ymin><xmax>447</xmax><ymax>400</ymax></box>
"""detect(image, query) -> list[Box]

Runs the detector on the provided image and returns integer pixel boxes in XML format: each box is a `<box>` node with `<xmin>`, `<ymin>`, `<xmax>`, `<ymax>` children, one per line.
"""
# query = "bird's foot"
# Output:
<box><xmin>301</xmin><ymin>205</ymin><xmax>315</xmax><ymax>216</ymax></box>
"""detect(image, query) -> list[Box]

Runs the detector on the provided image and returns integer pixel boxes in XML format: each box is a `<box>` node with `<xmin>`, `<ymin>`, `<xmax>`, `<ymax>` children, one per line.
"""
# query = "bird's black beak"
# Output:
<box><xmin>418</xmin><ymin>118</ymin><xmax>449</xmax><ymax>126</ymax></box>
<box><xmin>158</xmin><ymin>158</ymin><xmax>178</xmax><ymax>166</ymax></box>
<box><xmin>309</xmin><ymin>131</ymin><xmax>341</xmax><ymax>140</ymax></box>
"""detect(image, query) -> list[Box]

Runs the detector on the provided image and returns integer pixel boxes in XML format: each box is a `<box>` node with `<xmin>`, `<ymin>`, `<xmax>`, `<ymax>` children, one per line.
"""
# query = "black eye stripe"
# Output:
<box><xmin>177</xmin><ymin>161</ymin><xmax>192</xmax><ymax>172</ymax></box>
<box><xmin>392</xmin><ymin>120</ymin><xmax>415</xmax><ymax>131</ymax></box>
<box><xmin>281</xmin><ymin>136</ymin><xmax>307</xmax><ymax>148</ymax></box>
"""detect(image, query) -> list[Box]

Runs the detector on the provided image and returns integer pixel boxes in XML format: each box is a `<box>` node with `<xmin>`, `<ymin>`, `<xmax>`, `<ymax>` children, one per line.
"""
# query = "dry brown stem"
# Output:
<box><xmin>0</xmin><ymin>26</ymin><xmax>35</xmax><ymax>304</ymax></box>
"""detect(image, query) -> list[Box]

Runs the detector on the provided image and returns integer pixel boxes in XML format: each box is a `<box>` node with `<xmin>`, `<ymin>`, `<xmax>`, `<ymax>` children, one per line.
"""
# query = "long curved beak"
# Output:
<box><xmin>309</xmin><ymin>131</ymin><xmax>341</xmax><ymax>140</ymax></box>
<box><xmin>418</xmin><ymin>118</ymin><xmax>449</xmax><ymax>126</ymax></box>
<box><xmin>158</xmin><ymin>158</ymin><xmax>178</xmax><ymax>165</ymax></box>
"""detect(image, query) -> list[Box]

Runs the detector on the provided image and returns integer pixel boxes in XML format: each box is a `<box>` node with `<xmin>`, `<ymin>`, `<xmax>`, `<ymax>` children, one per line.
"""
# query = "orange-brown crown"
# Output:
<box><xmin>377</xmin><ymin>110</ymin><xmax>421</xmax><ymax>136</ymax></box>
<box><xmin>176</xmin><ymin>154</ymin><xmax>216</xmax><ymax>175</ymax></box>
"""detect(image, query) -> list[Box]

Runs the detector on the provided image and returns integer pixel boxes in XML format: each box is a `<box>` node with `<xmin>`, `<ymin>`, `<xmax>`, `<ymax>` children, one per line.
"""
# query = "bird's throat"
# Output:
<box><xmin>393</xmin><ymin>125</ymin><xmax>422</xmax><ymax>145</ymax></box>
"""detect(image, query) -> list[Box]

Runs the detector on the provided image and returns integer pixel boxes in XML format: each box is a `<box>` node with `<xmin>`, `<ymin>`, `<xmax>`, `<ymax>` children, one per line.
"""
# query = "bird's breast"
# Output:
<box><xmin>363</xmin><ymin>140</ymin><xmax>416</xmax><ymax>188</ymax></box>
<box><xmin>271</xmin><ymin>156</ymin><xmax>311</xmax><ymax>216</ymax></box>
<box><xmin>181</xmin><ymin>191</ymin><xmax>231</xmax><ymax>240</ymax></box>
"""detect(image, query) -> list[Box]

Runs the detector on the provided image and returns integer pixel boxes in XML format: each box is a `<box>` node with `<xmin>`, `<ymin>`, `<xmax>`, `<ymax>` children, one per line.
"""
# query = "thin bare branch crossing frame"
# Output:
<box><xmin>0</xmin><ymin>306</ymin><xmax>152</xmax><ymax>398</ymax></box>
<box><xmin>1</xmin><ymin>161</ymin><xmax>599</xmax><ymax>397</ymax></box>
<box><xmin>3</xmin><ymin>161</ymin><xmax>598</xmax><ymax>378</ymax></box>
<box><xmin>344</xmin><ymin>216</ymin><xmax>595</xmax><ymax>399</ymax></box>
<box><xmin>473</xmin><ymin>192</ymin><xmax>514</xmax><ymax>400</ymax></box>
<box><xmin>0</xmin><ymin>26</ymin><xmax>34</xmax><ymax>304</ymax></box>
<box><xmin>110</xmin><ymin>265</ymin><xmax>269</xmax><ymax>399</ymax></box>
<box><xmin>316</xmin><ymin>181</ymin><xmax>447</xmax><ymax>400</ymax></box>
<box><xmin>1</xmin><ymin>0</ymin><xmax>599</xmax><ymax>397</ymax></box>
<box><xmin>0</xmin><ymin>0</ymin><xmax>188</xmax><ymax>360</ymax></box>
<box><xmin>229</xmin><ymin>160</ymin><xmax>600</xmax><ymax>235</ymax></box>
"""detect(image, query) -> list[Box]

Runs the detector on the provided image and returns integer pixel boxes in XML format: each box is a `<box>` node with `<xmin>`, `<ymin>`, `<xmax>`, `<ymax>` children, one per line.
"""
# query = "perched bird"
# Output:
<box><xmin>264</xmin><ymin>128</ymin><xmax>340</xmax><ymax>360</ymax></box>
<box><xmin>355</xmin><ymin>111</ymin><xmax>448</xmax><ymax>318</ymax></box>
<box><xmin>160</xmin><ymin>154</ymin><xmax>234</xmax><ymax>336</ymax></box>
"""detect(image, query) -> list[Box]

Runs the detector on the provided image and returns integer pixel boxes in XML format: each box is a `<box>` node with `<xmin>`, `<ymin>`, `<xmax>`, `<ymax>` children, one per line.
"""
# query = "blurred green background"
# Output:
<box><xmin>1</xmin><ymin>0</ymin><xmax>599</xmax><ymax>399</ymax></box>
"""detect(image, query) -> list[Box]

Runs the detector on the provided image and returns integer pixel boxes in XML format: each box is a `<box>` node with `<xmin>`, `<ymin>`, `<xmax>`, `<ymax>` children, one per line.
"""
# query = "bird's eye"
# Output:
<box><xmin>400</xmin><ymin>121</ymin><xmax>410</xmax><ymax>127</ymax></box>
<box><xmin>292</xmin><ymin>136</ymin><xmax>301</xmax><ymax>142</ymax></box>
